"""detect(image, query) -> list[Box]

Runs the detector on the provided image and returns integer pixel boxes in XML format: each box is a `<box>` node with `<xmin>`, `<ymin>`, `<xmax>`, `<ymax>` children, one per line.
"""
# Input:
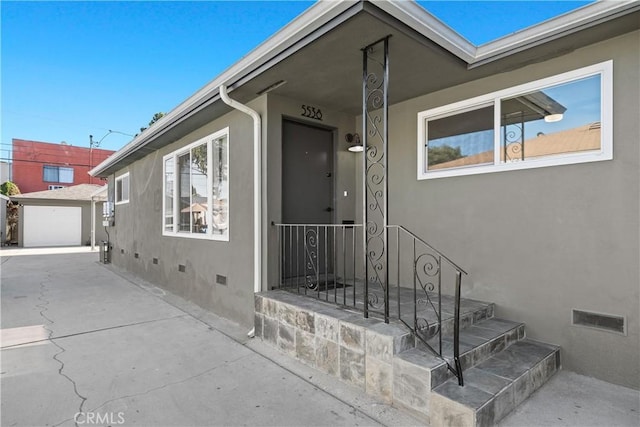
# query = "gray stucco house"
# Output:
<box><xmin>91</xmin><ymin>1</ymin><xmax>639</xmax><ymax>424</ymax></box>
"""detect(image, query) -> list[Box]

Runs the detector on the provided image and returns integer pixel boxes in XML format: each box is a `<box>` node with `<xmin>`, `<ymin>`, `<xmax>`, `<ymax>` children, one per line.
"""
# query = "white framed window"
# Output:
<box><xmin>163</xmin><ymin>127</ymin><xmax>229</xmax><ymax>241</ymax></box>
<box><xmin>418</xmin><ymin>61</ymin><xmax>613</xmax><ymax>180</ymax></box>
<box><xmin>115</xmin><ymin>172</ymin><xmax>130</xmax><ymax>204</ymax></box>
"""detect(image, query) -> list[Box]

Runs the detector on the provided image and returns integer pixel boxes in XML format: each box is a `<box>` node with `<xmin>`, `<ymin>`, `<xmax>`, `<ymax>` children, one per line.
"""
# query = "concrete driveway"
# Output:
<box><xmin>2</xmin><ymin>250</ymin><xmax>638</xmax><ymax>427</ymax></box>
<box><xmin>1</xmin><ymin>251</ymin><xmax>419</xmax><ymax>427</ymax></box>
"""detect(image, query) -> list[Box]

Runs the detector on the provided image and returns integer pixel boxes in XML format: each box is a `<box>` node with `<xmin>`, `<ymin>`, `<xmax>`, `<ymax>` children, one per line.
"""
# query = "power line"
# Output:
<box><xmin>0</xmin><ymin>158</ymin><xmax>99</xmax><ymax>168</ymax></box>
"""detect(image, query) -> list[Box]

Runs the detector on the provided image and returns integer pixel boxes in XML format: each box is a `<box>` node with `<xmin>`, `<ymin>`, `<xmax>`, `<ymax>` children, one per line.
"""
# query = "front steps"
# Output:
<box><xmin>254</xmin><ymin>290</ymin><xmax>560</xmax><ymax>426</ymax></box>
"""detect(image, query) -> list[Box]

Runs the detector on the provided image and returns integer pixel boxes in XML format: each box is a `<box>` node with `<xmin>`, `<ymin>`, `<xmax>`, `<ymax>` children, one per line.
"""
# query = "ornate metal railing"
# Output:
<box><xmin>274</xmin><ymin>222</ymin><xmax>467</xmax><ymax>386</ymax></box>
<box><xmin>388</xmin><ymin>225</ymin><xmax>467</xmax><ymax>386</ymax></box>
<box><xmin>275</xmin><ymin>224</ymin><xmax>364</xmax><ymax>307</ymax></box>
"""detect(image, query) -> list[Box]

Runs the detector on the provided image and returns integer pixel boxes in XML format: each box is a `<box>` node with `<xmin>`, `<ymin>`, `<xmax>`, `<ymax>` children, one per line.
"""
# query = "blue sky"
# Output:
<box><xmin>1</xmin><ymin>0</ymin><xmax>592</xmax><ymax>160</ymax></box>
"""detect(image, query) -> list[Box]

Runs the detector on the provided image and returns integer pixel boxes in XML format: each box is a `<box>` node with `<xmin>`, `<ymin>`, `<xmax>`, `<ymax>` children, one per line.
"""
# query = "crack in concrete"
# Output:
<box><xmin>36</xmin><ymin>278</ymin><xmax>87</xmax><ymax>427</ymax></box>
<box><xmin>53</xmin><ymin>353</ymin><xmax>253</xmax><ymax>426</ymax></box>
<box><xmin>1</xmin><ymin>314</ymin><xmax>188</xmax><ymax>350</ymax></box>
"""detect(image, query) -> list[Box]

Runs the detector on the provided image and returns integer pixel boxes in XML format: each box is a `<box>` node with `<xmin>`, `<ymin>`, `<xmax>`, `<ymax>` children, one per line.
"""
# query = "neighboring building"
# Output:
<box><xmin>12</xmin><ymin>139</ymin><xmax>115</xmax><ymax>193</ymax></box>
<box><xmin>11</xmin><ymin>184</ymin><xmax>107</xmax><ymax>248</ymax></box>
<box><xmin>90</xmin><ymin>0</ymin><xmax>639</xmax><ymax>418</ymax></box>
<box><xmin>0</xmin><ymin>194</ymin><xmax>9</xmax><ymax>245</ymax></box>
<box><xmin>0</xmin><ymin>161</ymin><xmax>11</xmax><ymax>184</ymax></box>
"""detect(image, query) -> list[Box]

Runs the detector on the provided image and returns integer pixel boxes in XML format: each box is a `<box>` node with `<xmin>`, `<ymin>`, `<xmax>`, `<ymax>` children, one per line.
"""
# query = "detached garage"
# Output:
<box><xmin>23</xmin><ymin>205</ymin><xmax>82</xmax><ymax>247</ymax></box>
<box><xmin>11</xmin><ymin>184</ymin><xmax>107</xmax><ymax>248</ymax></box>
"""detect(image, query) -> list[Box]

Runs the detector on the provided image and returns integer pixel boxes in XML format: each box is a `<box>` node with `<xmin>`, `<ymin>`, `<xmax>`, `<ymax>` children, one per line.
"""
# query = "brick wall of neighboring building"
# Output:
<box><xmin>11</xmin><ymin>139</ymin><xmax>115</xmax><ymax>193</ymax></box>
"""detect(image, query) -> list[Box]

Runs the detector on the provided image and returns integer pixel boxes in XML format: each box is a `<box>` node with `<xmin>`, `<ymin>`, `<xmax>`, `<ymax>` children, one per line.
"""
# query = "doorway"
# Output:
<box><xmin>281</xmin><ymin>119</ymin><xmax>334</xmax><ymax>286</ymax></box>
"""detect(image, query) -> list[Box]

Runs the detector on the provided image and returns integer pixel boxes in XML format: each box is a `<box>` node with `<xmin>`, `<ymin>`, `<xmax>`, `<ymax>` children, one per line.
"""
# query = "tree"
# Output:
<box><xmin>1</xmin><ymin>181</ymin><xmax>20</xmax><ymax>244</ymax></box>
<box><xmin>138</xmin><ymin>112</ymin><xmax>166</xmax><ymax>134</ymax></box>
<box><xmin>0</xmin><ymin>181</ymin><xmax>21</xmax><ymax>196</ymax></box>
<box><xmin>427</xmin><ymin>144</ymin><xmax>464</xmax><ymax>166</ymax></box>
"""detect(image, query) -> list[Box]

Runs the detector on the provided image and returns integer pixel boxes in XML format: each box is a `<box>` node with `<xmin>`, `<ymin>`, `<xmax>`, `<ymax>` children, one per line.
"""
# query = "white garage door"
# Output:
<box><xmin>23</xmin><ymin>206</ymin><xmax>82</xmax><ymax>247</ymax></box>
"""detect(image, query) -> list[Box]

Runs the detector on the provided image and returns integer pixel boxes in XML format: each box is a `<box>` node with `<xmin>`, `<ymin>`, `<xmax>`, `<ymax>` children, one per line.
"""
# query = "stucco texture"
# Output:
<box><xmin>384</xmin><ymin>31</ymin><xmax>639</xmax><ymax>389</ymax></box>
<box><xmin>108</xmin><ymin>102</ymin><xmax>261</xmax><ymax>328</ymax></box>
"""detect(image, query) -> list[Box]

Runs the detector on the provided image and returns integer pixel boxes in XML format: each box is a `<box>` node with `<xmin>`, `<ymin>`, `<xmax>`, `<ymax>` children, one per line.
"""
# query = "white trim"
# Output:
<box><xmin>89</xmin><ymin>0</ymin><xmax>351</xmax><ymax>177</ymax></box>
<box><xmin>473</xmin><ymin>1</ymin><xmax>640</xmax><ymax>66</ymax></box>
<box><xmin>90</xmin><ymin>1</ymin><xmax>637</xmax><ymax>178</ymax></box>
<box><xmin>219</xmin><ymin>85</ymin><xmax>263</xmax><ymax>294</ymax></box>
<box><xmin>89</xmin><ymin>185</ymin><xmax>108</xmax><ymax>198</ymax></box>
<box><xmin>417</xmin><ymin>61</ymin><xmax>613</xmax><ymax>180</ymax></box>
<box><xmin>115</xmin><ymin>172</ymin><xmax>130</xmax><ymax>205</ymax></box>
<box><xmin>162</xmin><ymin>127</ymin><xmax>230</xmax><ymax>242</ymax></box>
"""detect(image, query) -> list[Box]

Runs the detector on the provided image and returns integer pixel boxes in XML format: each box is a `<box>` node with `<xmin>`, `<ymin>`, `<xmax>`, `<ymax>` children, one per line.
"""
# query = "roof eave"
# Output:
<box><xmin>90</xmin><ymin>0</ymin><xmax>640</xmax><ymax>177</ymax></box>
<box><xmin>371</xmin><ymin>0</ymin><xmax>476</xmax><ymax>62</ymax></box>
<box><xmin>90</xmin><ymin>0</ymin><xmax>361</xmax><ymax>177</ymax></box>
<box><xmin>470</xmin><ymin>0</ymin><xmax>640</xmax><ymax>67</ymax></box>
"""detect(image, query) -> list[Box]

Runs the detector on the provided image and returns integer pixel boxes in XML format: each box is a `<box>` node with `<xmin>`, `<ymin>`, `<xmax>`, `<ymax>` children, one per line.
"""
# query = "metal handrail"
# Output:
<box><xmin>388</xmin><ymin>225</ymin><xmax>467</xmax><ymax>275</ymax></box>
<box><xmin>273</xmin><ymin>222</ymin><xmax>466</xmax><ymax>386</ymax></box>
<box><xmin>274</xmin><ymin>223</ymin><xmax>363</xmax><ymax>228</ymax></box>
<box><xmin>389</xmin><ymin>224</ymin><xmax>466</xmax><ymax>386</ymax></box>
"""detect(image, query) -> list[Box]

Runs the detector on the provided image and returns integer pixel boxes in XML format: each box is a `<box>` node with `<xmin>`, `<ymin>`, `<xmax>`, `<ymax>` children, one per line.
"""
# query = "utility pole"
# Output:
<box><xmin>89</xmin><ymin>130</ymin><xmax>133</xmax><ymax>184</ymax></box>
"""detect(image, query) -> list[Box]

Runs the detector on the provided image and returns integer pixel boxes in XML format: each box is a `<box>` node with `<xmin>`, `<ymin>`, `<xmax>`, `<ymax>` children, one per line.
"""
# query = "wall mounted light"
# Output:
<box><xmin>346</xmin><ymin>133</ymin><xmax>363</xmax><ymax>152</ymax></box>
<box><xmin>544</xmin><ymin>113</ymin><xmax>564</xmax><ymax>123</ymax></box>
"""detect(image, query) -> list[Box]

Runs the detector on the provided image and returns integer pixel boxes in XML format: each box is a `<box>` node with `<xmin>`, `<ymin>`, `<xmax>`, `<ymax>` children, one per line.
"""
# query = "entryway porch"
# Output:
<box><xmin>255</xmin><ymin>289</ymin><xmax>560</xmax><ymax>426</ymax></box>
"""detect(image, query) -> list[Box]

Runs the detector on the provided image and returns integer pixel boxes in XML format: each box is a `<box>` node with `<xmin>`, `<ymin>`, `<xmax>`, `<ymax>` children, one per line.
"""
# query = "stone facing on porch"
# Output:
<box><xmin>430</xmin><ymin>340</ymin><xmax>560</xmax><ymax>427</ymax></box>
<box><xmin>255</xmin><ymin>290</ymin><xmax>561</xmax><ymax>426</ymax></box>
<box><xmin>254</xmin><ymin>290</ymin><xmax>413</xmax><ymax>403</ymax></box>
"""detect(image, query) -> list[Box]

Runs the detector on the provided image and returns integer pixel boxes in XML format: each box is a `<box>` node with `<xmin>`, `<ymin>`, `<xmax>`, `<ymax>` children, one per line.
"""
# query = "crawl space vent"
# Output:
<box><xmin>572</xmin><ymin>309</ymin><xmax>626</xmax><ymax>335</ymax></box>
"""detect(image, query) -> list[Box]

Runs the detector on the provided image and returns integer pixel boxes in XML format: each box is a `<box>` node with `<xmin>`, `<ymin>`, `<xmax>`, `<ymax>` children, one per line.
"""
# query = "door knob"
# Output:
<box><xmin>325</xmin><ymin>207</ymin><xmax>334</xmax><ymax>212</ymax></box>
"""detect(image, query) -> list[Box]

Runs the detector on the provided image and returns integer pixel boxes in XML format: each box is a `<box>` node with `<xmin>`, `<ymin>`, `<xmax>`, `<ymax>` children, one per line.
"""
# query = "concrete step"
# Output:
<box><xmin>408</xmin><ymin>295</ymin><xmax>495</xmax><ymax>340</ymax></box>
<box><xmin>392</xmin><ymin>317</ymin><xmax>524</xmax><ymax>420</ymax></box>
<box><xmin>421</xmin><ymin>317</ymin><xmax>526</xmax><ymax>372</ymax></box>
<box><xmin>430</xmin><ymin>339</ymin><xmax>561</xmax><ymax>427</ymax></box>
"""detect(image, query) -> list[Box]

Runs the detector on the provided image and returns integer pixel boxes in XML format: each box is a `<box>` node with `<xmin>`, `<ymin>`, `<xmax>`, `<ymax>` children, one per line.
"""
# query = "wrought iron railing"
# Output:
<box><xmin>275</xmin><ymin>224</ymin><xmax>363</xmax><ymax>307</ymax></box>
<box><xmin>274</xmin><ymin>223</ymin><xmax>467</xmax><ymax>386</ymax></box>
<box><xmin>388</xmin><ymin>225</ymin><xmax>467</xmax><ymax>386</ymax></box>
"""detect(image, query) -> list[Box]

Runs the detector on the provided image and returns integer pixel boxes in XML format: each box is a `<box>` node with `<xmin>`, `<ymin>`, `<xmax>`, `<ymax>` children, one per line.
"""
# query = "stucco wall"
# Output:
<box><xmin>379</xmin><ymin>31</ymin><xmax>639</xmax><ymax>388</ymax></box>
<box><xmin>108</xmin><ymin>99</ymin><xmax>263</xmax><ymax>327</ymax></box>
<box><xmin>265</xmin><ymin>94</ymin><xmax>358</xmax><ymax>288</ymax></box>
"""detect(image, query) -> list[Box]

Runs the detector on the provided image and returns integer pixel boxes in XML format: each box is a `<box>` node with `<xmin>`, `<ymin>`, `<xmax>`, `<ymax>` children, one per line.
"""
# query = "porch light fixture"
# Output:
<box><xmin>544</xmin><ymin>113</ymin><xmax>564</xmax><ymax>123</ymax></box>
<box><xmin>346</xmin><ymin>133</ymin><xmax>363</xmax><ymax>152</ymax></box>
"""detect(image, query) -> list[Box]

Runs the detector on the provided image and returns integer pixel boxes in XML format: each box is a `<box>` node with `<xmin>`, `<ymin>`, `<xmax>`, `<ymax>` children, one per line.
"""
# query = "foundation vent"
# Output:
<box><xmin>572</xmin><ymin>309</ymin><xmax>626</xmax><ymax>335</ymax></box>
<box><xmin>216</xmin><ymin>274</ymin><xmax>227</xmax><ymax>286</ymax></box>
<box><xmin>178</xmin><ymin>264</ymin><xmax>186</xmax><ymax>273</ymax></box>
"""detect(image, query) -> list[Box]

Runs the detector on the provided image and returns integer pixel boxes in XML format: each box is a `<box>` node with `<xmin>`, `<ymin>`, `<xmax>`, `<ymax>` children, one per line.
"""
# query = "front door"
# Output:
<box><xmin>282</xmin><ymin>119</ymin><xmax>334</xmax><ymax>286</ymax></box>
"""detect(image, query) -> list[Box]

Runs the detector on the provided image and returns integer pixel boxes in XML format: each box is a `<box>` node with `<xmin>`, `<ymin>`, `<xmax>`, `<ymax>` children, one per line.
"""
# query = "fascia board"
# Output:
<box><xmin>471</xmin><ymin>0</ymin><xmax>640</xmax><ymax>67</ymax></box>
<box><xmin>90</xmin><ymin>0</ymin><xmax>359</xmax><ymax>177</ymax></box>
<box><xmin>371</xmin><ymin>0</ymin><xmax>476</xmax><ymax>62</ymax></box>
<box><xmin>89</xmin><ymin>185</ymin><xmax>108</xmax><ymax>198</ymax></box>
<box><xmin>90</xmin><ymin>0</ymin><xmax>640</xmax><ymax>176</ymax></box>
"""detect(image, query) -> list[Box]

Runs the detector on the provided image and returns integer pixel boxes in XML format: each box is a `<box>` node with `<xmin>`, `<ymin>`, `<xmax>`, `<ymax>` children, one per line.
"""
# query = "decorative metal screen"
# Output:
<box><xmin>362</xmin><ymin>36</ymin><xmax>390</xmax><ymax>321</ymax></box>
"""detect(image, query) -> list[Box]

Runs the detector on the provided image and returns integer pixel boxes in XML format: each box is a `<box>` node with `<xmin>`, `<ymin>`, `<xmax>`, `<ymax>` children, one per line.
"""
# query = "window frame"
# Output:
<box><xmin>162</xmin><ymin>127</ymin><xmax>229</xmax><ymax>242</ymax></box>
<box><xmin>417</xmin><ymin>60</ymin><xmax>613</xmax><ymax>180</ymax></box>
<box><xmin>115</xmin><ymin>172</ymin><xmax>130</xmax><ymax>205</ymax></box>
<box><xmin>43</xmin><ymin>165</ymin><xmax>74</xmax><ymax>183</ymax></box>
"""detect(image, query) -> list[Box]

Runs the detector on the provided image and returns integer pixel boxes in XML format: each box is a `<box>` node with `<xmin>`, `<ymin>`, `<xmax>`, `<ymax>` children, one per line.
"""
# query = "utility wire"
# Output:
<box><xmin>0</xmin><ymin>158</ymin><xmax>104</xmax><ymax>168</ymax></box>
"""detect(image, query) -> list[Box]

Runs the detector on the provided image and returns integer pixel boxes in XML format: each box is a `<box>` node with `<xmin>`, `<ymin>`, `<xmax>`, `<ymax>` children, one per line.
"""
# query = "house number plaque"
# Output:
<box><xmin>301</xmin><ymin>104</ymin><xmax>323</xmax><ymax>121</ymax></box>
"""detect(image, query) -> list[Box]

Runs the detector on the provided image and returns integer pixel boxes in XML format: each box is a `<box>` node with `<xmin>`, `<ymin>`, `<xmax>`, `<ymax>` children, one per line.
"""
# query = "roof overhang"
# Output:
<box><xmin>90</xmin><ymin>0</ymin><xmax>640</xmax><ymax>177</ymax></box>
